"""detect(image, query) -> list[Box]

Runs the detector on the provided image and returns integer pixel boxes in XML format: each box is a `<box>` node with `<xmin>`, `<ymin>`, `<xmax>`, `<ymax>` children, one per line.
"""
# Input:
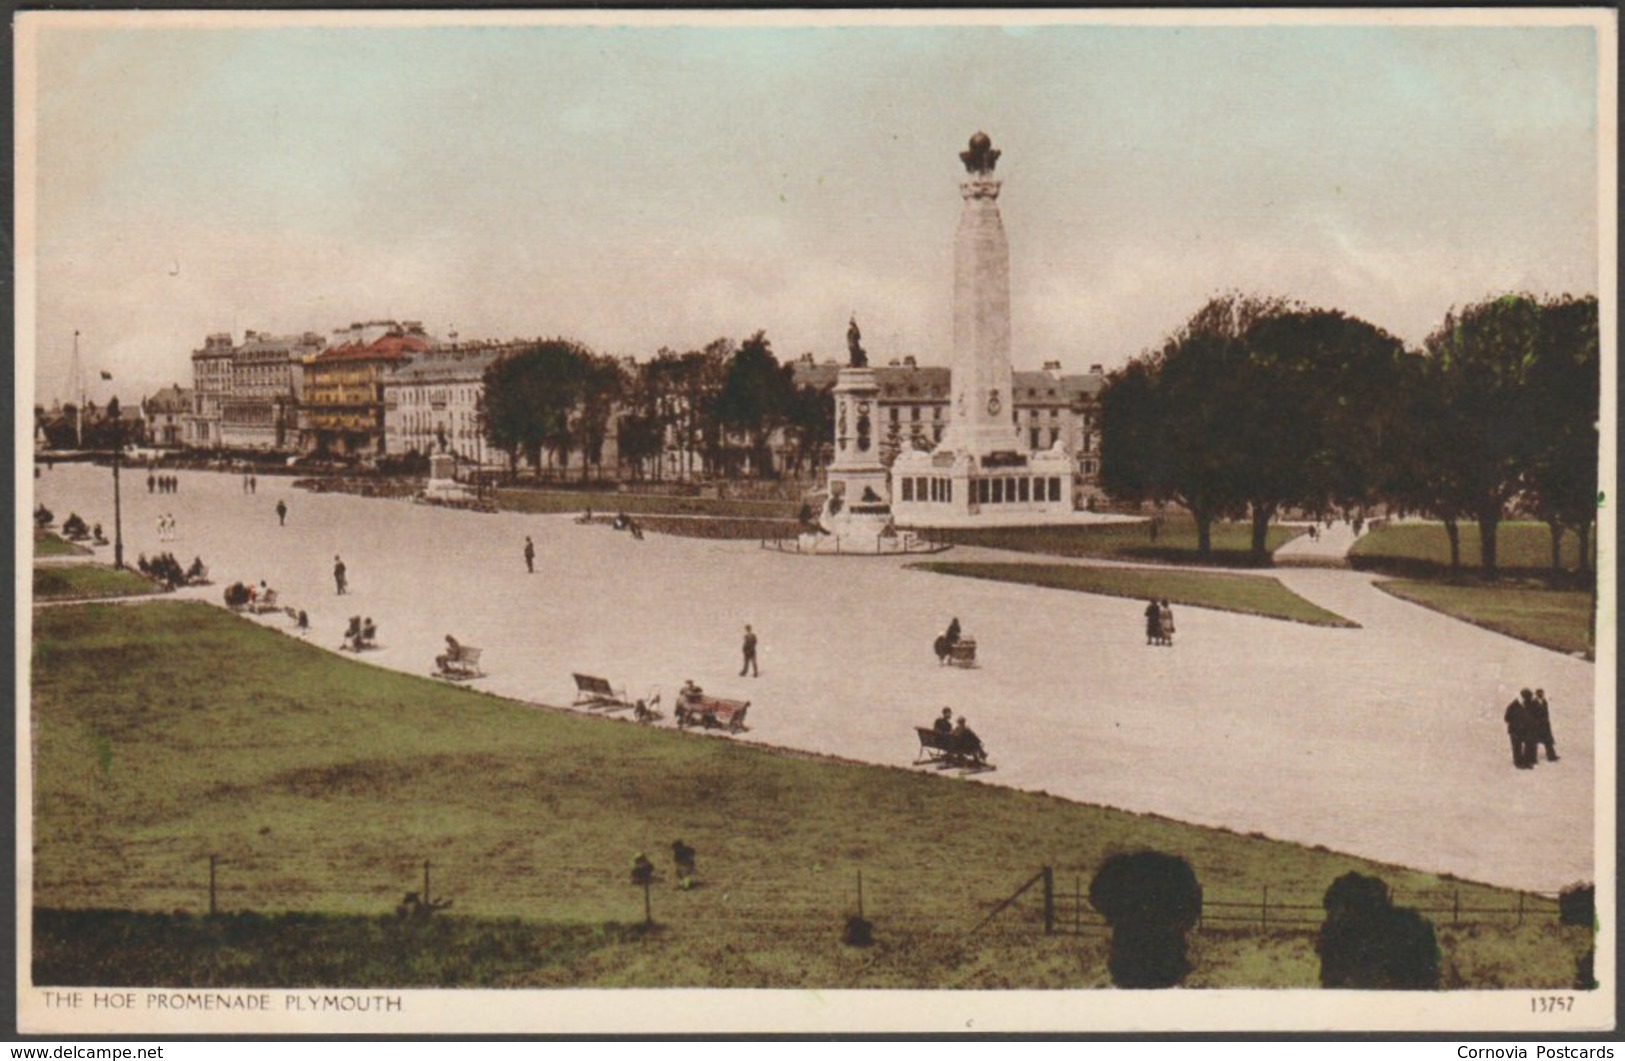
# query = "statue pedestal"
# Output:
<box><xmin>420</xmin><ymin>452</ymin><xmax>475</xmax><ymax>503</ymax></box>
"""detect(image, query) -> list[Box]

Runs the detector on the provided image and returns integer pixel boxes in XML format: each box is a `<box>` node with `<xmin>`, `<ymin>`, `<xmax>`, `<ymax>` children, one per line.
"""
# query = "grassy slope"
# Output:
<box><xmin>33</xmin><ymin>565</ymin><xmax>161</xmax><ymax>601</ymax></box>
<box><xmin>911</xmin><ymin>562</ymin><xmax>1355</xmax><ymax>627</ymax></box>
<box><xmin>35</xmin><ymin>532</ymin><xmax>91</xmax><ymax>558</ymax></box>
<box><xmin>1376</xmin><ymin>580</ymin><xmax>1595</xmax><ymax>659</ymax></box>
<box><xmin>932</xmin><ymin>514</ymin><xmax>1302</xmax><ymax>567</ymax></box>
<box><xmin>32</xmin><ymin>602</ymin><xmax>1585</xmax><ymax>988</ymax></box>
<box><xmin>1352</xmin><ymin>522</ymin><xmax>1597</xmax><ymax>574</ymax></box>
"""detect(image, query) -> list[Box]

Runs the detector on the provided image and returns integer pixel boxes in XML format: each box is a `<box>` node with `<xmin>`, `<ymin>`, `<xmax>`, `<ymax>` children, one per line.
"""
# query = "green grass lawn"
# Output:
<box><xmin>495</xmin><ymin>487</ymin><xmax>799</xmax><ymax>521</ymax></box>
<box><xmin>1353</xmin><ymin>521</ymin><xmax>1597</xmax><ymax>576</ymax></box>
<box><xmin>34</xmin><ymin>531</ymin><xmax>91</xmax><ymax>558</ymax></box>
<box><xmin>910</xmin><ymin>562</ymin><xmax>1356</xmax><ymax>627</ymax></box>
<box><xmin>33</xmin><ymin>564</ymin><xmax>161</xmax><ymax>602</ymax></box>
<box><xmin>1376</xmin><ymin>580</ymin><xmax>1596</xmax><ymax>659</ymax></box>
<box><xmin>931</xmin><ymin>512</ymin><xmax>1302</xmax><ymax>567</ymax></box>
<box><xmin>31</xmin><ymin>602</ymin><xmax>1584</xmax><ymax>988</ymax></box>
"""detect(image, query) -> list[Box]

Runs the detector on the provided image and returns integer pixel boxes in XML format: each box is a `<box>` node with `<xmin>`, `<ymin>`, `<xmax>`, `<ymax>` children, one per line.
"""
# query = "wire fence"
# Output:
<box><xmin>981</xmin><ymin>866</ymin><xmax>1571</xmax><ymax>938</ymax></box>
<box><xmin>39</xmin><ymin>854</ymin><xmax>1576</xmax><ymax>942</ymax></box>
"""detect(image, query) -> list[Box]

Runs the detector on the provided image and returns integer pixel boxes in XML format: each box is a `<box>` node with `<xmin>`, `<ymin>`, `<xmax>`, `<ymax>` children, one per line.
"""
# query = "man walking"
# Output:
<box><xmin>334</xmin><ymin>555</ymin><xmax>348</xmax><ymax>596</ymax></box>
<box><xmin>1504</xmin><ymin>690</ymin><xmax>1534</xmax><ymax>769</ymax></box>
<box><xmin>276</xmin><ymin>499</ymin><xmax>287</xmax><ymax>526</ymax></box>
<box><xmin>1531</xmin><ymin>688</ymin><xmax>1559</xmax><ymax>762</ymax></box>
<box><xmin>524</xmin><ymin>536</ymin><xmax>535</xmax><ymax>574</ymax></box>
<box><xmin>740</xmin><ymin>624</ymin><xmax>759</xmax><ymax>677</ymax></box>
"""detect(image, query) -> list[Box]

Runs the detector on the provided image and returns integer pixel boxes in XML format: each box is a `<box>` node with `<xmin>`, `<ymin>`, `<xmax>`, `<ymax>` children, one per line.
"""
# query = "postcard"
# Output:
<box><xmin>15</xmin><ymin>7</ymin><xmax>1617</xmax><ymax>1036</ymax></box>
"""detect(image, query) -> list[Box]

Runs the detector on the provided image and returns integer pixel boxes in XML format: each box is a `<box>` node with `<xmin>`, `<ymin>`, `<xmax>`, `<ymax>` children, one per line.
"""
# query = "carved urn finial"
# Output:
<box><xmin>959</xmin><ymin>132</ymin><xmax>1000</xmax><ymax>176</ymax></box>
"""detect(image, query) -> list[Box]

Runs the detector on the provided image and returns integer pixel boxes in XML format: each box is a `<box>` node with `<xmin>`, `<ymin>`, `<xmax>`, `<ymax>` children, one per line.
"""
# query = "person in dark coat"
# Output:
<box><xmin>1504</xmin><ymin>691</ymin><xmax>1535</xmax><ymax>769</ymax></box>
<box><xmin>523</xmin><ymin>536</ymin><xmax>535</xmax><ymax>574</ymax></box>
<box><xmin>276</xmin><ymin>499</ymin><xmax>287</xmax><ymax>526</ymax></box>
<box><xmin>1145</xmin><ymin>600</ymin><xmax>1163</xmax><ymax>646</ymax></box>
<box><xmin>945</xmin><ymin>617</ymin><xmax>962</xmax><ymax>647</ymax></box>
<box><xmin>740</xmin><ymin>624</ymin><xmax>759</xmax><ymax>677</ymax></box>
<box><xmin>672</xmin><ymin>839</ymin><xmax>697</xmax><ymax>890</ymax></box>
<box><xmin>933</xmin><ymin>707</ymin><xmax>954</xmax><ymax>737</ymax></box>
<box><xmin>333</xmin><ymin>555</ymin><xmax>347</xmax><ymax>595</ymax></box>
<box><xmin>1530</xmin><ymin>688</ymin><xmax>1559</xmax><ymax>762</ymax></box>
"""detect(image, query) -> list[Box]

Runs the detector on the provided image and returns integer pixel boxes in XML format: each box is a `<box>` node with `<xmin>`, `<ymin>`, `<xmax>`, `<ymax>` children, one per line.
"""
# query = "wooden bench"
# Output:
<box><xmin>249</xmin><ymin>588</ymin><xmax>280</xmax><ymax>614</ymax></box>
<box><xmin>914</xmin><ymin>726</ymin><xmax>993</xmax><ymax>771</ymax></box>
<box><xmin>573</xmin><ymin>673</ymin><xmax>632</xmax><ymax>711</ymax></box>
<box><xmin>676</xmin><ymin>693</ymin><xmax>750</xmax><ymax>733</ymax></box>
<box><xmin>435</xmin><ymin>644</ymin><xmax>483</xmax><ymax>681</ymax></box>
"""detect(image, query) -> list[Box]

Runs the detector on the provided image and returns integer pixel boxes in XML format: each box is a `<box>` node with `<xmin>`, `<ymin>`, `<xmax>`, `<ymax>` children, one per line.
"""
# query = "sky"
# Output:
<box><xmin>19</xmin><ymin>12</ymin><xmax>1609</xmax><ymax>407</ymax></box>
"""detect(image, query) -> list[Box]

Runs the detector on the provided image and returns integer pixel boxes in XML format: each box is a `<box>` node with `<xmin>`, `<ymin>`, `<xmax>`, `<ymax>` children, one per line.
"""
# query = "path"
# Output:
<box><xmin>28</xmin><ymin>464</ymin><xmax>1600</xmax><ymax>893</ymax></box>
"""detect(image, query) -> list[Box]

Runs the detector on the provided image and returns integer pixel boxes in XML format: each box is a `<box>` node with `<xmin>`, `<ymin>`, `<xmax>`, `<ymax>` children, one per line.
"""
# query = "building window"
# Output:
<box><xmin>992</xmin><ymin>478</ymin><xmax>1004</xmax><ymax>504</ymax></box>
<box><xmin>901</xmin><ymin>477</ymin><xmax>914</xmax><ymax>501</ymax></box>
<box><xmin>1049</xmin><ymin>477</ymin><xmax>1062</xmax><ymax>502</ymax></box>
<box><xmin>1050</xmin><ymin>428</ymin><xmax>1061</xmax><ymax>448</ymax></box>
<box><xmin>1019</xmin><ymin>477</ymin><xmax>1030</xmax><ymax>502</ymax></box>
<box><xmin>910</xmin><ymin>406</ymin><xmax>921</xmax><ymax>421</ymax></box>
<box><xmin>889</xmin><ymin>407</ymin><xmax>899</xmax><ymax>424</ymax></box>
<box><xmin>1030</xmin><ymin>428</ymin><xmax>1041</xmax><ymax>449</ymax></box>
<box><xmin>976</xmin><ymin>479</ymin><xmax>989</xmax><ymax>504</ymax></box>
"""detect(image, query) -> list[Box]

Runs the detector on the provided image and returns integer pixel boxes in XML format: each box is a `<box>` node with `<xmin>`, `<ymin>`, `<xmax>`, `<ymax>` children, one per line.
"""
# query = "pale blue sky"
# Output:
<box><xmin>24</xmin><ymin>15</ymin><xmax>1606</xmax><ymax>404</ymax></box>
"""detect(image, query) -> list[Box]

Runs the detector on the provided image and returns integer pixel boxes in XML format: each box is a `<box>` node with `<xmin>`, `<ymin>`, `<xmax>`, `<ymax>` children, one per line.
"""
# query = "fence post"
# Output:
<box><xmin>643</xmin><ymin>877</ymin><xmax>653</xmax><ymax>927</ymax></box>
<box><xmin>1261</xmin><ymin>884</ymin><xmax>1268</xmax><ymax>929</ymax></box>
<box><xmin>1042</xmin><ymin>866</ymin><xmax>1055</xmax><ymax>935</ymax></box>
<box><xmin>423</xmin><ymin>859</ymin><xmax>431</xmax><ymax>906</ymax></box>
<box><xmin>209</xmin><ymin>854</ymin><xmax>217</xmax><ymax>916</ymax></box>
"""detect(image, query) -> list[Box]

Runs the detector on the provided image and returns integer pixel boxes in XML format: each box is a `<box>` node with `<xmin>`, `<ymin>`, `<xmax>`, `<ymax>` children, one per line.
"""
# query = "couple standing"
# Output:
<box><xmin>1144</xmin><ymin>599</ymin><xmax>1175</xmax><ymax>646</ymax></box>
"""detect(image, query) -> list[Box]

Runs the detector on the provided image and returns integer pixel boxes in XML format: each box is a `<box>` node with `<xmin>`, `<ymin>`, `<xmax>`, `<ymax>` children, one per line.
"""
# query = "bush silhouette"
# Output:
<box><xmin>1559</xmin><ymin>884</ymin><xmax>1595</xmax><ymax>928</ymax></box>
<box><xmin>1088</xmin><ymin>851</ymin><xmax>1203</xmax><ymax>988</ymax></box>
<box><xmin>1316</xmin><ymin>872</ymin><xmax>1440</xmax><ymax>989</ymax></box>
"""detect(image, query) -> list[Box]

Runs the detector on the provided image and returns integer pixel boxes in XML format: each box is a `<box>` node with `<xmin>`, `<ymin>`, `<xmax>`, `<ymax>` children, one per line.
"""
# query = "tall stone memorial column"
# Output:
<box><xmin>943</xmin><ymin>131</ymin><xmax>1021</xmax><ymax>457</ymax></box>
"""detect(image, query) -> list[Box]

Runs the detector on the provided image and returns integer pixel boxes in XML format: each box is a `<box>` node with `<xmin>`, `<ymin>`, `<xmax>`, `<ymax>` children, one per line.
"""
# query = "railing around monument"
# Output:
<box><xmin>760</xmin><ymin>529</ymin><xmax>951</xmax><ymax>556</ymax></box>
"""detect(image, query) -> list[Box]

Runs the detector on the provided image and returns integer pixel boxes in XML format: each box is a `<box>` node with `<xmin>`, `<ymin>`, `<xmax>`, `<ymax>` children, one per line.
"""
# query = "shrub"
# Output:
<box><xmin>1089</xmin><ymin>851</ymin><xmax>1203</xmax><ymax>988</ymax></box>
<box><xmin>1316</xmin><ymin>872</ymin><xmax>1440</xmax><ymax>989</ymax></box>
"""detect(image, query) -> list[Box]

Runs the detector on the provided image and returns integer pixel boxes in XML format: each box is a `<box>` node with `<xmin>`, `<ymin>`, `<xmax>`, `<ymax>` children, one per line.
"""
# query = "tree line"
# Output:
<box><xmin>479</xmin><ymin>331</ymin><xmax>834</xmax><ymax>483</ymax></box>
<box><xmin>1099</xmin><ymin>292</ymin><xmax>1599</xmax><ymax>577</ymax></box>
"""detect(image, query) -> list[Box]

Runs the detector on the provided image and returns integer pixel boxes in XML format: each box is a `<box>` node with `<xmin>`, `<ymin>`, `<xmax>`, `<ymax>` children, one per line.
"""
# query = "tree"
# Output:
<box><xmin>715</xmin><ymin>331</ymin><xmax>794</xmax><ymax>478</ymax></box>
<box><xmin>1233</xmin><ymin>308</ymin><xmax>1407</xmax><ymax>562</ymax></box>
<box><xmin>481</xmin><ymin>340</ymin><xmax>593</xmax><ymax>477</ymax></box>
<box><xmin>1422</xmin><ymin>294</ymin><xmax>1546</xmax><ymax>577</ymax></box>
<box><xmin>1523</xmin><ymin>295</ymin><xmax>1599</xmax><ymax>576</ymax></box>
<box><xmin>782</xmin><ymin>381</ymin><xmax>835</xmax><ymax>479</ymax></box>
<box><xmin>573</xmin><ymin>354</ymin><xmax>626</xmax><ymax>482</ymax></box>
<box><xmin>1099</xmin><ymin>296</ymin><xmax>1270</xmax><ymax>559</ymax></box>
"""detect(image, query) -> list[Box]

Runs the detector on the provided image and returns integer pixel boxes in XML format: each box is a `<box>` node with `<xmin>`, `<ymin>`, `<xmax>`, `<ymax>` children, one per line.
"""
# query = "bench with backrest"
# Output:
<box><xmin>573</xmin><ymin>673</ymin><xmax>631</xmax><ymax>710</ymax></box>
<box><xmin>676</xmin><ymin>693</ymin><xmax>750</xmax><ymax>733</ymax></box>
<box><xmin>436</xmin><ymin>643</ymin><xmax>483</xmax><ymax>680</ymax></box>
<box><xmin>914</xmin><ymin>726</ymin><xmax>991</xmax><ymax>770</ymax></box>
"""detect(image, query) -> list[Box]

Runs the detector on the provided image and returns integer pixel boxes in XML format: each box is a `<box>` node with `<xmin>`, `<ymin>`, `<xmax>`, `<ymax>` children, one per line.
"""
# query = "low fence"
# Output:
<box><xmin>979</xmin><ymin>867</ymin><xmax>1569</xmax><ymax>938</ymax></box>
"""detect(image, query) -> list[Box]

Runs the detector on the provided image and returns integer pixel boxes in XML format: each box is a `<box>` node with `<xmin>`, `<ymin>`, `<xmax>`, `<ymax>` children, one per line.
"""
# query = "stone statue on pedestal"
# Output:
<box><xmin>847</xmin><ymin>315</ymin><xmax>868</xmax><ymax>368</ymax></box>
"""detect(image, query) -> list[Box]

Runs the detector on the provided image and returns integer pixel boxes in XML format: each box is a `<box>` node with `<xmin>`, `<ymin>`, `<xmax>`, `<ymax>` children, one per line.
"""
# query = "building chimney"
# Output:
<box><xmin>1089</xmin><ymin>364</ymin><xmax>1104</xmax><ymax>376</ymax></box>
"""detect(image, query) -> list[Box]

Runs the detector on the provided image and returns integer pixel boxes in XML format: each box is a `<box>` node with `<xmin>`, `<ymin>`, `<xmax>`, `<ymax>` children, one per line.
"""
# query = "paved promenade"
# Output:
<box><xmin>30</xmin><ymin>463</ymin><xmax>1600</xmax><ymax>892</ymax></box>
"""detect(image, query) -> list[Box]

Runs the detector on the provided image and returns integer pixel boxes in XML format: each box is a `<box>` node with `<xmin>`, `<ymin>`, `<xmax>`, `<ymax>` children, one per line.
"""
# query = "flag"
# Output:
<box><xmin>99</xmin><ymin>370</ymin><xmax>112</xmax><ymax>381</ymax></box>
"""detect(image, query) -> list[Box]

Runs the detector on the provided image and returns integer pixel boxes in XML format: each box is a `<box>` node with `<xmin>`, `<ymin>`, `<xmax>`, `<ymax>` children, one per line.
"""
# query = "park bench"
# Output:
<box><xmin>249</xmin><ymin>588</ymin><xmax>280</xmax><ymax>614</ymax></box>
<box><xmin>573</xmin><ymin>673</ymin><xmax>632</xmax><ymax>711</ymax></box>
<box><xmin>914</xmin><ymin>726</ymin><xmax>994</xmax><ymax>772</ymax></box>
<box><xmin>434</xmin><ymin>644</ymin><xmax>483</xmax><ymax>681</ymax></box>
<box><xmin>675</xmin><ymin>692</ymin><xmax>750</xmax><ymax>733</ymax></box>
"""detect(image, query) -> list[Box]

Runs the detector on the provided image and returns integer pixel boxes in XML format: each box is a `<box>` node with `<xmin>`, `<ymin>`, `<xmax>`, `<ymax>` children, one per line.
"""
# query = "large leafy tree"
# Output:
<box><xmin>572</xmin><ymin>353</ymin><xmax>627</xmax><ymax>481</ymax></box>
<box><xmin>481</xmin><ymin>340</ymin><xmax>592</xmax><ymax>476</ymax></box>
<box><xmin>1233</xmin><ymin>308</ymin><xmax>1407</xmax><ymax>561</ymax></box>
<box><xmin>1421</xmin><ymin>294</ymin><xmax>1546</xmax><ymax>577</ymax></box>
<box><xmin>1099</xmin><ymin>296</ymin><xmax>1271</xmax><ymax>559</ymax></box>
<box><xmin>715</xmin><ymin>331</ymin><xmax>794</xmax><ymax>478</ymax></box>
<box><xmin>1523</xmin><ymin>294</ymin><xmax>1600</xmax><ymax>575</ymax></box>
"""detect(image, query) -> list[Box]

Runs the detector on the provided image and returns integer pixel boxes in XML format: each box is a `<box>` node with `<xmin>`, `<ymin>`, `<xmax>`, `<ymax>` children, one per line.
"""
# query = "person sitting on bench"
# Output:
<box><xmin>951</xmin><ymin>716</ymin><xmax>987</xmax><ymax>763</ymax></box>
<box><xmin>436</xmin><ymin>634</ymin><xmax>462</xmax><ymax>671</ymax></box>
<box><xmin>345</xmin><ymin>616</ymin><xmax>362</xmax><ymax>650</ymax></box>
<box><xmin>361</xmin><ymin>617</ymin><xmax>377</xmax><ymax>646</ymax></box>
<box><xmin>932</xmin><ymin>707</ymin><xmax>954</xmax><ymax>737</ymax></box>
